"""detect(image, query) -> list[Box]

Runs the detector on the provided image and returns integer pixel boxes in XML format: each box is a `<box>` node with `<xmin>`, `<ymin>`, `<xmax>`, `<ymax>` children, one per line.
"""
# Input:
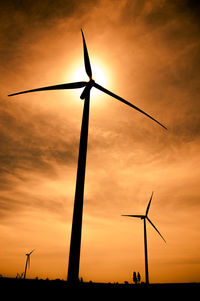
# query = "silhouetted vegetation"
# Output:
<box><xmin>0</xmin><ymin>276</ymin><xmax>199</xmax><ymax>298</ymax></box>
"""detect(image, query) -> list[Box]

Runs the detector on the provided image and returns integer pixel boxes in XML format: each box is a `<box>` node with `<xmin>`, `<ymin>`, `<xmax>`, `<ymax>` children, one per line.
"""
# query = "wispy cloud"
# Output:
<box><xmin>0</xmin><ymin>0</ymin><xmax>200</xmax><ymax>282</ymax></box>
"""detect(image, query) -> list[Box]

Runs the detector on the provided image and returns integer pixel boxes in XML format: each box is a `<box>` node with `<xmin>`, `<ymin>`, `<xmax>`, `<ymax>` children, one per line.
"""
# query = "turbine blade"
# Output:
<box><xmin>94</xmin><ymin>83</ymin><xmax>167</xmax><ymax>130</ymax></box>
<box><xmin>81</xmin><ymin>29</ymin><xmax>92</xmax><ymax>79</ymax></box>
<box><xmin>80</xmin><ymin>83</ymin><xmax>92</xmax><ymax>100</ymax></box>
<box><xmin>8</xmin><ymin>81</ymin><xmax>87</xmax><ymax>97</ymax></box>
<box><xmin>147</xmin><ymin>217</ymin><xmax>166</xmax><ymax>242</ymax></box>
<box><xmin>29</xmin><ymin>249</ymin><xmax>35</xmax><ymax>255</ymax></box>
<box><xmin>146</xmin><ymin>191</ymin><xmax>154</xmax><ymax>216</ymax></box>
<box><xmin>121</xmin><ymin>214</ymin><xmax>144</xmax><ymax>219</ymax></box>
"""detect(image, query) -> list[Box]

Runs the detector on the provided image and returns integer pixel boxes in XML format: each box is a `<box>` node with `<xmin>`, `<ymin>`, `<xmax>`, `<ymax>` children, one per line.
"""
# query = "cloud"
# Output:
<box><xmin>1</xmin><ymin>0</ymin><xmax>199</xmax><ymax>213</ymax></box>
<box><xmin>0</xmin><ymin>0</ymin><xmax>200</xmax><ymax>282</ymax></box>
<box><xmin>0</xmin><ymin>98</ymin><xmax>77</xmax><ymax>175</ymax></box>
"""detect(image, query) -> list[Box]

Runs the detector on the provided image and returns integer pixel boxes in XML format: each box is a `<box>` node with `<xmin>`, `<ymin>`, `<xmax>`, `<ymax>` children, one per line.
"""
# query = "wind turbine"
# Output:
<box><xmin>23</xmin><ymin>249</ymin><xmax>35</xmax><ymax>279</ymax></box>
<box><xmin>8</xmin><ymin>30</ymin><xmax>167</xmax><ymax>283</ymax></box>
<box><xmin>122</xmin><ymin>192</ymin><xmax>166</xmax><ymax>284</ymax></box>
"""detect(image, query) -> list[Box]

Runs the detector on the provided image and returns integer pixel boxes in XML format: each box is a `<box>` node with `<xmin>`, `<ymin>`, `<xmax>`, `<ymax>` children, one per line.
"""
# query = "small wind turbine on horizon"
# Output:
<box><xmin>8</xmin><ymin>30</ymin><xmax>167</xmax><ymax>283</ymax></box>
<box><xmin>122</xmin><ymin>192</ymin><xmax>166</xmax><ymax>285</ymax></box>
<box><xmin>23</xmin><ymin>249</ymin><xmax>35</xmax><ymax>279</ymax></box>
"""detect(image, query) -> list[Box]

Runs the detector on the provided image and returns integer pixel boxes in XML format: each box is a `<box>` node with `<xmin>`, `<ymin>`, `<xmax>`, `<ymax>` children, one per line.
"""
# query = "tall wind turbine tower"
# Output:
<box><xmin>122</xmin><ymin>192</ymin><xmax>166</xmax><ymax>284</ymax></box>
<box><xmin>8</xmin><ymin>30</ymin><xmax>167</xmax><ymax>283</ymax></box>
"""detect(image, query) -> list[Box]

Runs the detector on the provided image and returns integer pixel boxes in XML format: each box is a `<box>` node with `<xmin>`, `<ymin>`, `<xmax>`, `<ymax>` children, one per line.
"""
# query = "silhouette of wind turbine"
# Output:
<box><xmin>8</xmin><ymin>30</ymin><xmax>167</xmax><ymax>283</ymax></box>
<box><xmin>24</xmin><ymin>249</ymin><xmax>35</xmax><ymax>279</ymax></box>
<box><xmin>122</xmin><ymin>192</ymin><xmax>166</xmax><ymax>285</ymax></box>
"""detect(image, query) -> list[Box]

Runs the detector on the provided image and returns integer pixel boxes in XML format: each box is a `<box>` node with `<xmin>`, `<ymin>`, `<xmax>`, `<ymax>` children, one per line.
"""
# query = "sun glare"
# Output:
<box><xmin>72</xmin><ymin>61</ymin><xmax>107</xmax><ymax>99</ymax></box>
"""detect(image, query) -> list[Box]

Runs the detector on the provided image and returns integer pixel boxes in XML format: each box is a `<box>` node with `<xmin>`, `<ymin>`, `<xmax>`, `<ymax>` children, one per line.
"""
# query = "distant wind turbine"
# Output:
<box><xmin>122</xmin><ymin>192</ymin><xmax>166</xmax><ymax>284</ymax></box>
<box><xmin>8</xmin><ymin>30</ymin><xmax>167</xmax><ymax>283</ymax></box>
<box><xmin>24</xmin><ymin>249</ymin><xmax>35</xmax><ymax>279</ymax></box>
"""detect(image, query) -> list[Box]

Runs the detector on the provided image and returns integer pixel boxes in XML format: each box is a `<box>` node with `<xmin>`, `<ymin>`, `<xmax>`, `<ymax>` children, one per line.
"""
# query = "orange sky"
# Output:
<box><xmin>0</xmin><ymin>0</ymin><xmax>200</xmax><ymax>283</ymax></box>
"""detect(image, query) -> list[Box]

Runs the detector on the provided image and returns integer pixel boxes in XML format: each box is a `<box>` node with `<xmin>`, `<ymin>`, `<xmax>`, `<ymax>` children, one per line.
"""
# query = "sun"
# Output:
<box><xmin>72</xmin><ymin>61</ymin><xmax>107</xmax><ymax>98</ymax></box>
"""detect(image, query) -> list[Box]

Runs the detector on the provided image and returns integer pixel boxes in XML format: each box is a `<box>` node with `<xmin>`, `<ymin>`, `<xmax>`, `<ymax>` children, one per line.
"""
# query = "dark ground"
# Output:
<box><xmin>0</xmin><ymin>277</ymin><xmax>199</xmax><ymax>299</ymax></box>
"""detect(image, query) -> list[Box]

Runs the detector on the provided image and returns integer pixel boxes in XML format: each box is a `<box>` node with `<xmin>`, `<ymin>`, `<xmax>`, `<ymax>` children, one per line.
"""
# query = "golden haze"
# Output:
<box><xmin>0</xmin><ymin>0</ymin><xmax>200</xmax><ymax>283</ymax></box>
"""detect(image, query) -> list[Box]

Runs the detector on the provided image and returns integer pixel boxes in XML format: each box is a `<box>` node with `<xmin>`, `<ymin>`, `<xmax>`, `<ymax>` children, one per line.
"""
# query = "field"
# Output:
<box><xmin>0</xmin><ymin>277</ymin><xmax>199</xmax><ymax>299</ymax></box>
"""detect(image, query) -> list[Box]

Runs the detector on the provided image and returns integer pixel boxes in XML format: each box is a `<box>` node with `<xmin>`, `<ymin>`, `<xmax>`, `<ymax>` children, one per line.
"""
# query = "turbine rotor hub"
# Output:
<box><xmin>89</xmin><ymin>78</ymin><xmax>95</xmax><ymax>87</ymax></box>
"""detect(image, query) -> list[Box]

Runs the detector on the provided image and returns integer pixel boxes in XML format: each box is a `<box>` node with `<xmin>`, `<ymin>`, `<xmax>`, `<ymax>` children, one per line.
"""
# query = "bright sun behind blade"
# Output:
<box><xmin>72</xmin><ymin>62</ymin><xmax>107</xmax><ymax>98</ymax></box>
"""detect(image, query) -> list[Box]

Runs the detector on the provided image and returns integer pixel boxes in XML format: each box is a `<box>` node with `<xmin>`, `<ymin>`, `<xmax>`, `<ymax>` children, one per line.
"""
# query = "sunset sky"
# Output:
<box><xmin>0</xmin><ymin>0</ymin><xmax>200</xmax><ymax>283</ymax></box>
